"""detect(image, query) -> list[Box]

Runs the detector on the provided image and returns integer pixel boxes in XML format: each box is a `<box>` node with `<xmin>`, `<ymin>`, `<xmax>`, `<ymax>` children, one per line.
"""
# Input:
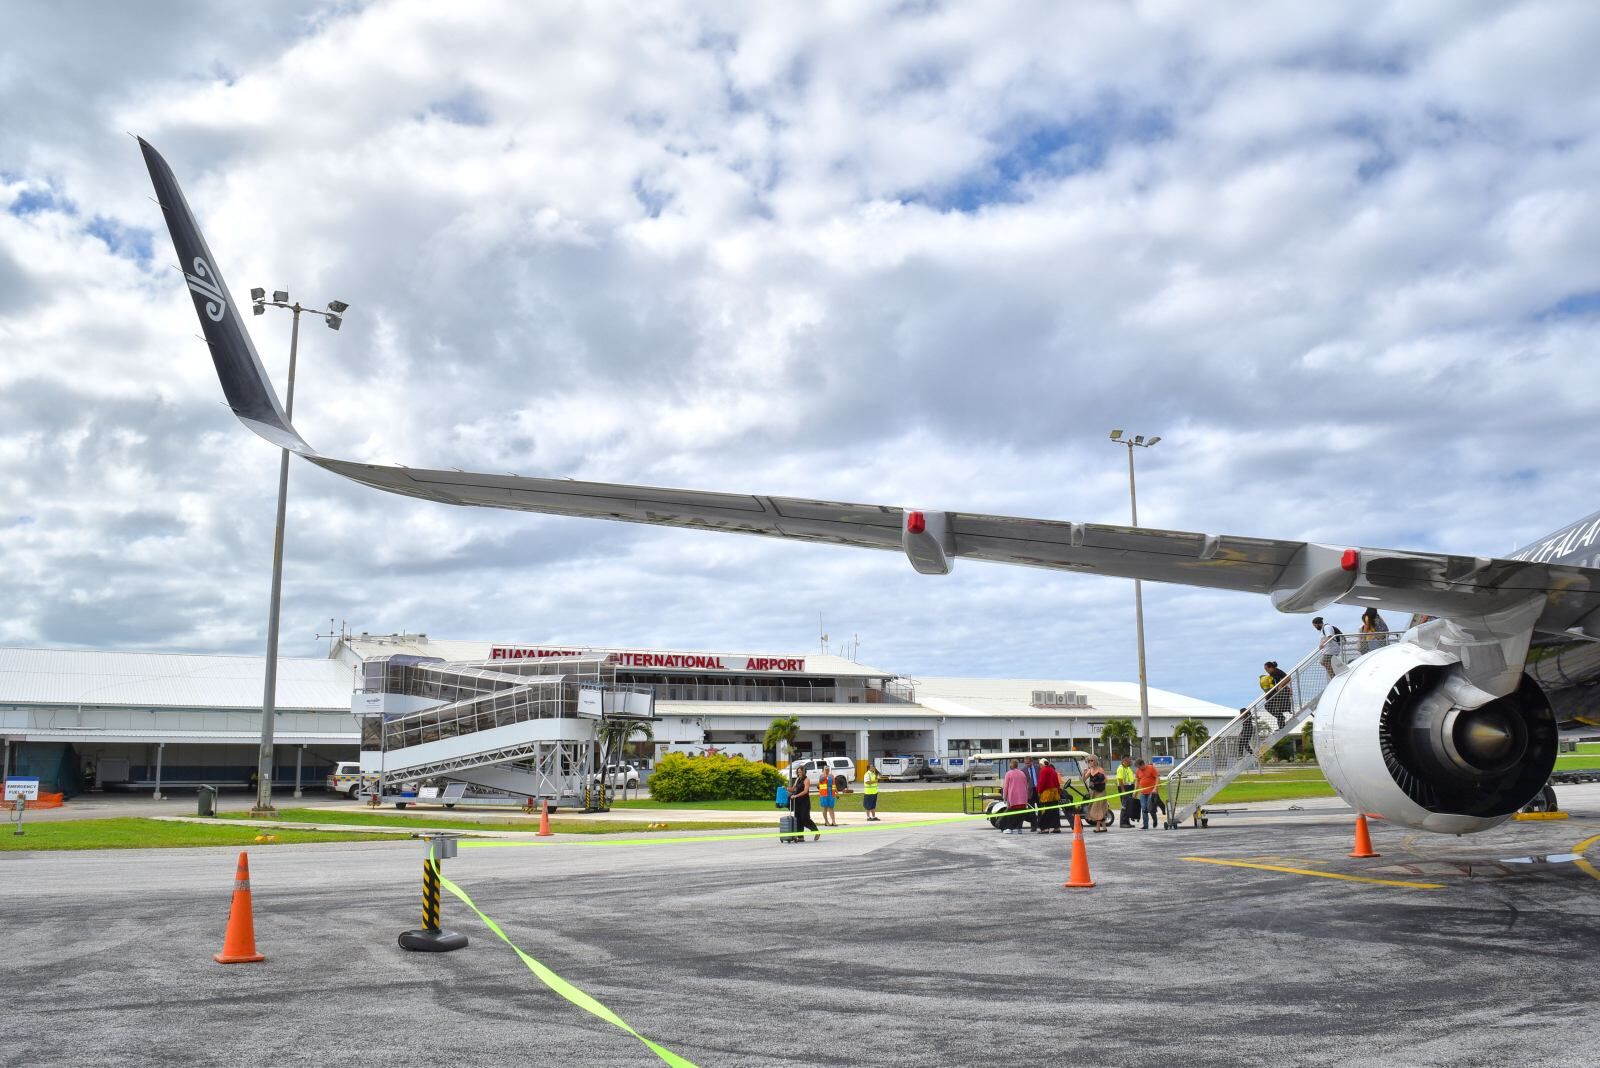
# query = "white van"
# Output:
<box><xmin>787</xmin><ymin>756</ymin><xmax>857</xmax><ymax>786</ymax></box>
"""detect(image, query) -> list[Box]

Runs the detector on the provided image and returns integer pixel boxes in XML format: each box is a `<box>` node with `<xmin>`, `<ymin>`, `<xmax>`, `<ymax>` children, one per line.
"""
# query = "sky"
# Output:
<box><xmin>3</xmin><ymin>0</ymin><xmax>1600</xmax><ymax>708</ymax></box>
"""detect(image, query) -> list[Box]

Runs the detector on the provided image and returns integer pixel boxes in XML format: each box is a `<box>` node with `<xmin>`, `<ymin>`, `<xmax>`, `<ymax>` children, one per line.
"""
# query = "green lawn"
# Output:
<box><xmin>216</xmin><ymin>808</ymin><xmax>764</xmax><ymax>835</ymax></box>
<box><xmin>0</xmin><ymin>818</ymin><xmax>379</xmax><ymax>852</ymax></box>
<box><xmin>1554</xmin><ymin>753</ymin><xmax>1600</xmax><ymax>769</ymax></box>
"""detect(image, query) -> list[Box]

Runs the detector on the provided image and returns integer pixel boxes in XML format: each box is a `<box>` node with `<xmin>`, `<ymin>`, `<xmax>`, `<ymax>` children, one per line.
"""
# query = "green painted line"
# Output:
<box><xmin>437</xmin><ymin>870</ymin><xmax>699</xmax><ymax>1068</ymax></box>
<box><xmin>461</xmin><ymin>787</ymin><xmax>1154</xmax><ymax>850</ymax></box>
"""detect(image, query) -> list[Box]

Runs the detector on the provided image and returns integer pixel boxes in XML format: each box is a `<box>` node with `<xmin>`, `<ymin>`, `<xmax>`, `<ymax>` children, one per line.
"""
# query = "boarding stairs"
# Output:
<box><xmin>368</xmin><ymin>657</ymin><xmax>653</xmax><ymax>806</ymax></box>
<box><xmin>1165</xmin><ymin>632</ymin><xmax>1400</xmax><ymax>828</ymax></box>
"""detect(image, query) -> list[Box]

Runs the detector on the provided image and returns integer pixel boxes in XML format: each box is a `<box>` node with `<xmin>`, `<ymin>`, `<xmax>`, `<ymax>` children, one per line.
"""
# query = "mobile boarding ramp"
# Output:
<box><xmin>1164</xmin><ymin>632</ymin><xmax>1399</xmax><ymax>827</ymax></box>
<box><xmin>361</xmin><ymin>654</ymin><xmax>654</xmax><ymax>808</ymax></box>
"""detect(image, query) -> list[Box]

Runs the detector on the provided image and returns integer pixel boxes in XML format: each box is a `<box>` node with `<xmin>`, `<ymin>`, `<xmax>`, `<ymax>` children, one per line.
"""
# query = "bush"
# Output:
<box><xmin>647</xmin><ymin>752</ymin><xmax>785</xmax><ymax>802</ymax></box>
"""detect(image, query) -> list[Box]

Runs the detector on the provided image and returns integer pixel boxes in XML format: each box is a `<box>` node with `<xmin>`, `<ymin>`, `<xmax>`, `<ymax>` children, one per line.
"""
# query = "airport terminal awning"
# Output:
<box><xmin>1</xmin><ymin>729</ymin><xmax>357</xmax><ymax>745</ymax></box>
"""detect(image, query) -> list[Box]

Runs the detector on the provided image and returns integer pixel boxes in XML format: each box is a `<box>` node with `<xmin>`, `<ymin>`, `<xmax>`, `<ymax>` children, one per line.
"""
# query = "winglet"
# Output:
<box><xmin>137</xmin><ymin>137</ymin><xmax>311</xmax><ymax>455</ymax></box>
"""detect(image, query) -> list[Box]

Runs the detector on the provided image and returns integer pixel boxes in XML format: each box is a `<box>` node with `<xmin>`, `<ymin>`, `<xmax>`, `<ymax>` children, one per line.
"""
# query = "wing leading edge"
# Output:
<box><xmin>139</xmin><ymin>138</ymin><xmax>1600</xmax><ymax>640</ymax></box>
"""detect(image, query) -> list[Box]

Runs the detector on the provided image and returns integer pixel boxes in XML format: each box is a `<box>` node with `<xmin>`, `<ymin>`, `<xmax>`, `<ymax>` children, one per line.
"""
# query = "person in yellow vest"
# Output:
<box><xmin>1114</xmin><ymin>756</ymin><xmax>1138</xmax><ymax>828</ymax></box>
<box><xmin>817</xmin><ymin>765</ymin><xmax>839</xmax><ymax>827</ymax></box>
<box><xmin>862</xmin><ymin>764</ymin><xmax>880</xmax><ymax>821</ymax></box>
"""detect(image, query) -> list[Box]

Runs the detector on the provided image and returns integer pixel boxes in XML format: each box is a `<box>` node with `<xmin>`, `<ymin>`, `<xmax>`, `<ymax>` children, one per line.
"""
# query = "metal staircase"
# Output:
<box><xmin>361</xmin><ymin>654</ymin><xmax>652</xmax><ymax>807</ymax></box>
<box><xmin>1165</xmin><ymin>632</ymin><xmax>1399</xmax><ymax>827</ymax></box>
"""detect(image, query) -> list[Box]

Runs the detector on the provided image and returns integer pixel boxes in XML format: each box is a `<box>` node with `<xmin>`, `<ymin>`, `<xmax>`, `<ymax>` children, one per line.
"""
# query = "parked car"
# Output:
<box><xmin>593</xmin><ymin>764</ymin><xmax>642</xmax><ymax>789</ymax></box>
<box><xmin>787</xmin><ymin>756</ymin><xmax>857</xmax><ymax>788</ymax></box>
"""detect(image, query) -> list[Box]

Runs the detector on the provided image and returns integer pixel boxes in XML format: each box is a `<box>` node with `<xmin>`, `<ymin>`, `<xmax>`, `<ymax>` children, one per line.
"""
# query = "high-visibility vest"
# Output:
<box><xmin>819</xmin><ymin>774</ymin><xmax>833</xmax><ymax>799</ymax></box>
<box><xmin>863</xmin><ymin>771</ymin><xmax>879</xmax><ymax>795</ymax></box>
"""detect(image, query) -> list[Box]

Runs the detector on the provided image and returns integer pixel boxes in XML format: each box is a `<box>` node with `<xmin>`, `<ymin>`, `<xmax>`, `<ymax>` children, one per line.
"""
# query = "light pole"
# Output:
<box><xmin>249</xmin><ymin>288</ymin><xmax>348</xmax><ymax>817</ymax></box>
<box><xmin>1108</xmin><ymin>429</ymin><xmax>1161</xmax><ymax>762</ymax></box>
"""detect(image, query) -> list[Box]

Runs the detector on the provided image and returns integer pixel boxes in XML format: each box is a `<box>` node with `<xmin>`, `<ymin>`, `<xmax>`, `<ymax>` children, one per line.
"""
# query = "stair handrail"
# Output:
<box><xmin>1165</xmin><ymin>630</ymin><xmax>1402</xmax><ymax>825</ymax></box>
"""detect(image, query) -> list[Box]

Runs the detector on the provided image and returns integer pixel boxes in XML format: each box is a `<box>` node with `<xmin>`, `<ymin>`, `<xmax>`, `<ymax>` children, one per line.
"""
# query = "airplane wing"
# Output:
<box><xmin>138</xmin><ymin>137</ymin><xmax>1600</xmax><ymax>639</ymax></box>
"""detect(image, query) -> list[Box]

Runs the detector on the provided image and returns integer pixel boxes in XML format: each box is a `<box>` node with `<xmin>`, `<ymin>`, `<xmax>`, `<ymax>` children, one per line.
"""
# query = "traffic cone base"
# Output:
<box><xmin>1064</xmin><ymin>814</ymin><xmax>1096</xmax><ymax>889</ymax></box>
<box><xmin>1349</xmin><ymin>814</ymin><xmax>1380</xmax><ymax>858</ymax></box>
<box><xmin>537</xmin><ymin>798</ymin><xmax>553</xmax><ymax>836</ymax></box>
<box><xmin>214</xmin><ymin>851</ymin><xmax>265</xmax><ymax>964</ymax></box>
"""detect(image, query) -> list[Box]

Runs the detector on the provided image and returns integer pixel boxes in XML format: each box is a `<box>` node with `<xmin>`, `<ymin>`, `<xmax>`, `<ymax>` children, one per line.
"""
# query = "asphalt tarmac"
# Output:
<box><xmin>3</xmin><ymin>792</ymin><xmax>1599</xmax><ymax>1067</ymax></box>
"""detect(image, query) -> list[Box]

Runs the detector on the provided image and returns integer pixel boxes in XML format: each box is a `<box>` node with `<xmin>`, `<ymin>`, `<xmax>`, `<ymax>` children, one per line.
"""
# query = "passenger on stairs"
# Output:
<box><xmin>1262</xmin><ymin>661</ymin><xmax>1292</xmax><ymax>728</ymax></box>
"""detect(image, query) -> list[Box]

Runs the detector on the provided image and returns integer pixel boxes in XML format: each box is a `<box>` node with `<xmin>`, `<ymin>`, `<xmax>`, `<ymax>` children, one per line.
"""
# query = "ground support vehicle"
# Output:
<box><xmin>873</xmin><ymin>756</ymin><xmax>927</xmax><ymax>781</ymax></box>
<box><xmin>326</xmin><ymin>762</ymin><xmax>380</xmax><ymax>800</ymax></box>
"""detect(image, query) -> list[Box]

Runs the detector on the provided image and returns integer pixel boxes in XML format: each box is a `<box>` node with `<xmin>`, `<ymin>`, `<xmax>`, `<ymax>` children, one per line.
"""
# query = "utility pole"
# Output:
<box><xmin>1108</xmin><ymin>430</ymin><xmax>1161</xmax><ymax>761</ymax></box>
<box><xmin>249</xmin><ymin>289</ymin><xmax>348</xmax><ymax>817</ymax></box>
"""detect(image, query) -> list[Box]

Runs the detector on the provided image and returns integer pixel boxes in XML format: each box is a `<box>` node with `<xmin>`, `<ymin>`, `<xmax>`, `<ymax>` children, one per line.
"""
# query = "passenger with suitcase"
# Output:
<box><xmin>788</xmin><ymin>766</ymin><xmax>820</xmax><ymax>842</ymax></box>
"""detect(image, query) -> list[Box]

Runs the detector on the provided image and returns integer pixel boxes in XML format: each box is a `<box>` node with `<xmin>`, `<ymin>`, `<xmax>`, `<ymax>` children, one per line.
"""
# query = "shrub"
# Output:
<box><xmin>648</xmin><ymin>752</ymin><xmax>785</xmax><ymax>802</ymax></box>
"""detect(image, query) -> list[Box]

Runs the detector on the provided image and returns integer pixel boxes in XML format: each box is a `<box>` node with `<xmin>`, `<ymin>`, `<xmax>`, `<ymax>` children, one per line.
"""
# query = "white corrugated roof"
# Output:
<box><xmin>337</xmin><ymin>635</ymin><xmax>891</xmax><ymax>677</ymax></box>
<box><xmin>0</xmin><ymin>647</ymin><xmax>355</xmax><ymax>711</ymax></box>
<box><xmin>912</xmin><ymin>677</ymin><xmax>1236</xmax><ymax>721</ymax></box>
<box><xmin>14</xmin><ymin>729</ymin><xmax>356</xmax><ymax>744</ymax></box>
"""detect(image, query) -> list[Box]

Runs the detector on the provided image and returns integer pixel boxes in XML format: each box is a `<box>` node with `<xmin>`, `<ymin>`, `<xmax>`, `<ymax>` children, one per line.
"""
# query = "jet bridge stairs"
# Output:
<box><xmin>1165</xmin><ymin>633</ymin><xmax>1397</xmax><ymax>827</ymax></box>
<box><xmin>360</xmin><ymin>655</ymin><xmax>653</xmax><ymax>810</ymax></box>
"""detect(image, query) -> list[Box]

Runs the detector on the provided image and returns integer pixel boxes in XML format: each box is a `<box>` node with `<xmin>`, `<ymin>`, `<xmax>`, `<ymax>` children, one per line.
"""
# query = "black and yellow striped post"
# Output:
<box><xmin>399</xmin><ymin>833</ymin><xmax>467</xmax><ymax>952</ymax></box>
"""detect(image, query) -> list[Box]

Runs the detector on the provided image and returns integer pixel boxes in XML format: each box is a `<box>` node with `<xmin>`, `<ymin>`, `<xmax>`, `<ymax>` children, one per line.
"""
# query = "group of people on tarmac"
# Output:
<box><xmin>784</xmin><ymin>761</ymin><xmax>880</xmax><ymax>842</ymax></box>
<box><xmin>999</xmin><ymin>754</ymin><xmax>1163</xmax><ymax>835</ymax></box>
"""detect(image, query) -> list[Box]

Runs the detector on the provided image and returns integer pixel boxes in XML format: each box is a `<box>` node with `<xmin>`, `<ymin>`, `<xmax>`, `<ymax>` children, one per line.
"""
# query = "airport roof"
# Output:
<box><xmin>334</xmin><ymin>634</ymin><xmax>893</xmax><ymax>678</ymax></box>
<box><xmin>0</xmin><ymin>647</ymin><xmax>356</xmax><ymax>711</ymax></box>
<box><xmin>911</xmin><ymin>677</ymin><xmax>1236</xmax><ymax>721</ymax></box>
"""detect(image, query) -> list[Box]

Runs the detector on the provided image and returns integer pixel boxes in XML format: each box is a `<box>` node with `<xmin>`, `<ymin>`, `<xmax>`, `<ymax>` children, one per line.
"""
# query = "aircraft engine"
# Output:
<box><xmin>1313</xmin><ymin>642</ymin><xmax>1558</xmax><ymax>834</ymax></box>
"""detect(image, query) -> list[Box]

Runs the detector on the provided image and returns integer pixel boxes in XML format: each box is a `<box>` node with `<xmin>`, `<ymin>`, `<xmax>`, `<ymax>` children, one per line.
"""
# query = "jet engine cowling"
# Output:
<box><xmin>1313</xmin><ymin>642</ymin><xmax>1558</xmax><ymax>834</ymax></box>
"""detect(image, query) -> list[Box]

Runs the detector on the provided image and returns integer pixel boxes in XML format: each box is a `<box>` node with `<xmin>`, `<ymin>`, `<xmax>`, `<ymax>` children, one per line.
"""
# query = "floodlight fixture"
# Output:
<box><xmin>272</xmin><ymin>290</ymin><xmax>289</xmax><ymax>303</ymax></box>
<box><xmin>250</xmin><ymin>287</ymin><xmax>265</xmax><ymax>301</ymax></box>
<box><xmin>1147</xmin><ymin>435</ymin><xmax>1162</xmax><ymax>446</ymax></box>
<box><xmin>327</xmin><ymin>300</ymin><xmax>349</xmax><ymax>313</ymax></box>
<box><xmin>252</xmin><ymin>302</ymin><xmax>265</xmax><ymax>315</ymax></box>
<box><xmin>326</xmin><ymin>315</ymin><xmax>342</xmax><ymax>331</ymax></box>
<box><xmin>1109</xmin><ymin>429</ymin><xmax>1123</xmax><ymax>440</ymax></box>
<box><xmin>1133</xmin><ymin>435</ymin><xmax>1145</xmax><ymax>445</ymax></box>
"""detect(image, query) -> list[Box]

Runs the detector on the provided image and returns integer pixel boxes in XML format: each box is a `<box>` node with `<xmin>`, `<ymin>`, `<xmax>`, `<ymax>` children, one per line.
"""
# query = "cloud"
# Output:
<box><xmin>2</xmin><ymin>1</ymin><xmax>1599</xmax><ymax>706</ymax></box>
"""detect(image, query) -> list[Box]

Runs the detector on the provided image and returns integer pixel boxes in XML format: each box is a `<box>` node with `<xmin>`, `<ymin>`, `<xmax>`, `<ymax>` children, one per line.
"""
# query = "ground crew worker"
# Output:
<box><xmin>1115</xmin><ymin>756</ymin><xmax>1137</xmax><ymax>828</ymax></box>
<box><xmin>862</xmin><ymin>764</ymin><xmax>880</xmax><ymax>821</ymax></box>
<box><xmin>817</xmin><ymin>765</ymin><xmax>838</xmax><ymax>827</ymax></box>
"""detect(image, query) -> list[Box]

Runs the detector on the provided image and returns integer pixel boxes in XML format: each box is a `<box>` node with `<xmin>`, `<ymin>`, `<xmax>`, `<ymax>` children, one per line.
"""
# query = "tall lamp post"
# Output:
<box><xmin>249</xmin><ymin>288</ymin><xmax>348</xmax><ymax>817</ymax></box>
<box><xmin>1108</xmin><ymin>429</ymin><xmax>1160</xmax><ymax>762</ymax></box>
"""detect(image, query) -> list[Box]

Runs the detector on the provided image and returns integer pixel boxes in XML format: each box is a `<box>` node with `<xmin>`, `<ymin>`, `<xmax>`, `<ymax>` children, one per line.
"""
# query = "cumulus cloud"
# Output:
<box><xmin>2</xmin><ymin>0</ymin><xmax>1599</xmax><ymax>705</ymax></box>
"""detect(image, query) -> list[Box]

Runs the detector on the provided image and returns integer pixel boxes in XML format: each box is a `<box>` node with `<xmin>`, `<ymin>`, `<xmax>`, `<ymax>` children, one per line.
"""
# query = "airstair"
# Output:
<box><xmin>358</xmin><ymin>654</ymin><xmax>653</xmax><ymax>808</ymax></box>
<box><xmin>1165</xmin><ymin>632</ymin><xmax>1399</xmax><ymax>827</ymax></box>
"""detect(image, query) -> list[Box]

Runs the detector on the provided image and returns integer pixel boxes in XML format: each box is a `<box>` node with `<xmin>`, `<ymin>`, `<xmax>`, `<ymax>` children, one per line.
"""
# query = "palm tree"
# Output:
<box><xmin>1299</xmin><ymin>720</ymin><xmax>1316</xmax><ymax>761</ymax></box>
<box><xmin>1100</xmin><ymin>718</ymin><xmax>1136</xmax><ymax>759</ymax></box>
<box><xmin>1171</xmin><ymin>717</ymin><xmax>1210</xmax><ymax>757</ymax></box>
<box><xmin>763</xmin><ymin>715</ymin><xmax>800</xmax><ymax>766</ymax></box>
<box><xmin>598</xmin><ymin>717</ymin><xmax>655</xmax><ymax>796</ymax></box>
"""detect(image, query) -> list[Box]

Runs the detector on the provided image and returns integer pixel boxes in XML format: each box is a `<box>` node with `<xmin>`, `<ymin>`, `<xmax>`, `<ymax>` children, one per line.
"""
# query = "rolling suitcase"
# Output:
<box><xmin>779</xmin><ymin>805</ymin><xmax>802</xmax><ymax>844</ymax></box>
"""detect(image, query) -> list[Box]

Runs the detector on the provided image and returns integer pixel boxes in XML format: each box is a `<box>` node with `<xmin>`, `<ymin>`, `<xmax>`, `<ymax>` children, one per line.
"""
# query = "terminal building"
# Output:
<box><xmin>0</xmin><ymin>634</ymin><xmax>1237</xmax><ymax>797</ymax></box>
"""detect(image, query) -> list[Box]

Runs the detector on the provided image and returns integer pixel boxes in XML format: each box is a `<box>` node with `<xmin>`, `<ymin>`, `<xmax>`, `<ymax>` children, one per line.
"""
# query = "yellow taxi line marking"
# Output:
<box><xmin>1572</xmin><ymin>833</ymin><xmax>1600</xmax><ymax>884</ymax></box>
<box><xmin>1181</xmin><ymin>856</ymin><xmax>1444</xmax><ymax>889</ymax></box>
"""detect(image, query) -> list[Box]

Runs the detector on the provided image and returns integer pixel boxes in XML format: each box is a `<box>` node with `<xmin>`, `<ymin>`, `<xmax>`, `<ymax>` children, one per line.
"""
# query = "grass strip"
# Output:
<box><xmin>214</xmin><ymin>807</ymin><xmax>764</xmax><ymax>835</ymax></box>
<box><xmin>0</xmin><ymin>817</ymin><xmax>378</xmax><ymax>851</ymax></box>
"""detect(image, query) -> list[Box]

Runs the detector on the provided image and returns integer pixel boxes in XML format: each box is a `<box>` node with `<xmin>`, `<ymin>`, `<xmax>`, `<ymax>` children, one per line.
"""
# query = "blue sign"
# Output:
<box><xmin>1151</xmin><ymin>756</ymin><xmax>1175</xmax><ymax>767</ymax></box>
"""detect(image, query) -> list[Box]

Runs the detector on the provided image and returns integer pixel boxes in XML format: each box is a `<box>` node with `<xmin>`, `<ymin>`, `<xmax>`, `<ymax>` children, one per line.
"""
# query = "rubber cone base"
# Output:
<box><xmin>213</xmin><ymin>948</ymin><xmax>265</xmax><ymax>964</ymax></box>
<box><xmin>399</xmin><ymin>928</ymin><xmax>468</xmax><ymax>952</ymax></box>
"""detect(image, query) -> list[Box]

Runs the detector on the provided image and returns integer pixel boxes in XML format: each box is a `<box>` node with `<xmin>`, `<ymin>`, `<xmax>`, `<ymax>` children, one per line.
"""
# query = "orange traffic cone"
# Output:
<box><xmin>537</xmin><ymin>799</ymin><xmax>553</xmax><ymax>837</ymax></box>
<box><xmin>1063</xmin><ymin>814</ymin><xmax>1096</xmax><ymax>889</ymax></box>
<box><xmin>214</xmin><ymin>851</ymin><xmax>265</xmax><ymax>964</ymax></box>
<box><xmin>1349</xmin><ymin>814</ymin><xmax>1380</xmax><ymax>858</ymax></box>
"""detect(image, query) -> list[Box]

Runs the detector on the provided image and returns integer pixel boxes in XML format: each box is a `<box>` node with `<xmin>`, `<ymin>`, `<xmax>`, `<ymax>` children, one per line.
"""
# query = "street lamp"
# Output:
<box><xmin>249</xmin><ymin>288</ymin><xmax>349</xmax><ymax>817</ymax></box>
<box><xmin>1108</xmin><ymin>429</ymin><xmax>1161</xmax><ymax>762</ymax></box>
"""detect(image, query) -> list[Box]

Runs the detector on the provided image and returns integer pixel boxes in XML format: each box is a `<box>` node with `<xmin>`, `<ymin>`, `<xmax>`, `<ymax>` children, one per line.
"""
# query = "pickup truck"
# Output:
<box><xmin>325</xmin><ymin>761</ymin><xmax>379</xmax><ymax>799</ymax></box>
